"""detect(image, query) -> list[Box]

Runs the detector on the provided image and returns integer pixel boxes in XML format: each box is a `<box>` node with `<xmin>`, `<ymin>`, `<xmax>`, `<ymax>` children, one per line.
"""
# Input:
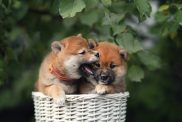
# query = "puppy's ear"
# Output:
<box><xmin>88</xmin><ymin>39</ymin><xmax>98</xmax><ymax>49</ymax></box>
<box><xmin>77</xmin><ymin>33</ymin><xmax>82</xmax><ymax>37</ymax></box>
<box><xmin>119</xmin><ymin>49</ymin><xmax>128</xmax><ymax>61</ymax></box>
<box><xmin>51</xmin><ymin>41</ymin><xmax>64</xmax><ymax>53</ymax></box>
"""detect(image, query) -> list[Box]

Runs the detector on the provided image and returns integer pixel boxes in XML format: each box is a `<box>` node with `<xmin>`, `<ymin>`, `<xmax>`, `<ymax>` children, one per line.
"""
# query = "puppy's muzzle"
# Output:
<box><xmin>99</xmin><ymin>71</ymin><xmax>114</xmax><ymax>84</ymax></box>
<box><xmin>95</xmin><ymin>52</ymin><xmax>100</xmax><ymax>58</ymax></box>
<box><xmin>101</xmin><ymin>74</ymin><xmax>109</xmax><ymax>81</ymax></box>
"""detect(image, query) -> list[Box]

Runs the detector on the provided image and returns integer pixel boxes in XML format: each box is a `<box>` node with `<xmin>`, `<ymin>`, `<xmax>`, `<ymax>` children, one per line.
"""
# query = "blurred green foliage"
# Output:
<box><xmin>58</xmin><ymin>0</ymin><xmax>160</xmax><ymax>82</ymax></box>
<box><xmin>0</xmin><ymin>0</ymin><xmax>182</xmax><ymax>122</ymax></box>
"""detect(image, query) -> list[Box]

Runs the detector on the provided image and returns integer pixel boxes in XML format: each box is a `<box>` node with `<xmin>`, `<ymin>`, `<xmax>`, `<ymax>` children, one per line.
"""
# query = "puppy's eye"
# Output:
<box><xmin>94</xmin><ymin>63</ymin><xmax>100</xmax><ymax>68</ymax></box>
<box><xmin>79</xmin><ymin>50</ymin><xmax>86</xmax><ymax>55</ymax></box>
<box><xmin>110</xmin><ymin>64</ymin><xmax>117</xmax><ymax>69</ymax></box>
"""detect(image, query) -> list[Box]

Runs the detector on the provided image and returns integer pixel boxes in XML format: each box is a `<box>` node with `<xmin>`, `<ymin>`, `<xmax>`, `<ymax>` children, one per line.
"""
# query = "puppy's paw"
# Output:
<box><xmin>95</xmin><ymin>84</ymin><xmax>114</xmax><ymax>95</ymax></box>
<box><xmin>53</xmin><ymin>96</ymin><xmax>66</xmax><ymax>105</ymax></box>
<box><xmin>53</xmin><ymin>92</ymin><xmax>66</xmax><ymax>105</ymax></box>
<box><xmin>96</xmin><ymin>89</ymin><xmax>107</xmax><ymax>95</ymax></box>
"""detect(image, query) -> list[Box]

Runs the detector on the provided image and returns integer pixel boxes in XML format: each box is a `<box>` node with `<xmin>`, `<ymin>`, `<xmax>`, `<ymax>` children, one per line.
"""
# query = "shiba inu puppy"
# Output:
<box><xmin>36</xmin><ymin>34</ymin><xmax>99</xmax><ymax>104</ymax></box>
<box><xmin>79</xmin><ymin>42</ymin><xmax>127</xmax><ymax>94</ymax></box>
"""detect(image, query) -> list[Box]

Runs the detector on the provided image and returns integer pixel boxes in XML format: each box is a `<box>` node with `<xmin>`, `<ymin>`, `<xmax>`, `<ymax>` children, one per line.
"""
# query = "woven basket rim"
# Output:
<box><xmin>32</xmin><ymin>91</ymin><xmax>129</xmax><ymax>99</ymax></box>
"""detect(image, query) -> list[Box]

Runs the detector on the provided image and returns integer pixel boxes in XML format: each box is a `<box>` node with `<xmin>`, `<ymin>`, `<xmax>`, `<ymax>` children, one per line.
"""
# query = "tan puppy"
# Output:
<box><xmin>36</xmin><ymin>34</ymin><xmax>99</xmax><ymax>104</ymax></box>
<box><xmin>79</xmin><ymin>42</ymin><xmax>127</xmax><ymax>94</ymax></box>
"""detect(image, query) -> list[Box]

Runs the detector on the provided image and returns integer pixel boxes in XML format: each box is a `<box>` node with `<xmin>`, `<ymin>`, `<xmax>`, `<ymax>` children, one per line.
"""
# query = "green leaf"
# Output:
<box><xmin>101</xmin><ymin>0</ymin><xmax>112</xmax><ymax>6</ymax></box>
<box><xmin>176</xmin><ymin>11</ymin><xmax>182</xmax><ymax>24</ymax></box>
<box><xmin>138</xmin><ymin>51</ymin><xmax>161</xmax><ymax>70</ymax></box>
<box><xmin>159</xmin><ymin>4</ymin><xmax>169</xmax><ymax>12</ymax></box>
<box><xmin>102</xmin><ymin>12</ymin><xmax>111</xmax><ymax>25</ymax></box>
<box><xmin>128</xmin><ymin>65</ymin><xmax>144</xmax><ymax>82</ymax></box>
<box><xmin>13</xmin><ymin>0</ymin><xmax>21</xmax><ymax>9</ymax></box>
<box><xmin>134</xmin><ymin>0</ymin><xmax>152</xmax><ymax>20</ymax></box>
<box><xmin>63</xmin><ymin>17</ymin><xmax>77</xmax><ymax>27</ymax></box>
<box><xmin>176</xmin><ymin>4</ymin><xmax>182</xmax><ymax>10</ymax></box>
<box><xmin>84</xmin><ymin>0</ymin><xmax>98</xmax><ymax>9</ymax></box>
<box><xmin>59</xmin><ymin>0</ymin><xmax>86</xmax><ymax>18</ymax></box>
<box><xmin>116</xmin><ymin>33</ymin><xmax>143</xmax><ymax>53</ymax></box>
<box><xmin>155</xmin><ymin>12</ymin><xmax>168</xmax><ymax>23</ymax></box>
<box><xmin>80</xmin><ymin>11</ymin><xmax>99</xmax><ymax>26</ymax></box>
<box><xmin>102</xmin><ymin>12</ymin><xmax>124</xmax><ymax>25</ymax></box>
<box><xmin>168</xmin><ymin>22</ymin><xmax>179</xmax><ymax>33</ymax></box>
<box><xmin>112</xmin><ymin>24</ymin><xmax>126</xmax><ymax>36</ymax></box>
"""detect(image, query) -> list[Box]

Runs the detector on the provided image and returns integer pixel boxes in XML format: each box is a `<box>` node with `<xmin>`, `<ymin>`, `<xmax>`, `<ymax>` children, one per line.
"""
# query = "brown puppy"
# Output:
<box><xmin>79</xmin><ymin>42</ymin><xmax>127</xmax><ymax>94</ymax></box>
<box><xmin>36</xmin><ymin>34</ymin><xmax>99</xmax><ymax>104</ymax></box>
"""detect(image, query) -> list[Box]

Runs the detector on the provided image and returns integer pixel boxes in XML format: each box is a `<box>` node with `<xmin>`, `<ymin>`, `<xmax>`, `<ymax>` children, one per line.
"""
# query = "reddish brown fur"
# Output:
<box><xmin>79</xmin><ymin>42</ymin><xmax>127</xmax><ymax>94</ymax></box>
<box><xmin>36</xmin><ymin>35</ymin><xmax>99</xmax><ymax>104</ymax></box>
<box><xmin>97</xmin><ymin>42</ymin><xmax>125</xmax><ymax>68</ymax></box>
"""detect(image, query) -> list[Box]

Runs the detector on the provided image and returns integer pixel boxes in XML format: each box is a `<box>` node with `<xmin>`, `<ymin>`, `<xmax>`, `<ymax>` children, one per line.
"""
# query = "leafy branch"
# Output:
<box><xmin>58</xmin><ymin>0</ymin><xmax>159</xmax><ymax>82</ymax></box>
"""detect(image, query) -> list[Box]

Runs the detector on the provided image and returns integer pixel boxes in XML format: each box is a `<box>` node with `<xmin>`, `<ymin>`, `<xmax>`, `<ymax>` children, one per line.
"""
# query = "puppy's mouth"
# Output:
<box><xmin>79</xmin><ymin>64</ymin><xmax>94</xmax><ymax>76</ymax></box>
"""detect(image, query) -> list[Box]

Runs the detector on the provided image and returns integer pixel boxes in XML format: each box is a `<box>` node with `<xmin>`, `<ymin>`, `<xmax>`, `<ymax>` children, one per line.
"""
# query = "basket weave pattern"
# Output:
<box><xmin>32</xmin><ymin>92</ymin><xmax>129</xmax><ymax>122</ymax></box>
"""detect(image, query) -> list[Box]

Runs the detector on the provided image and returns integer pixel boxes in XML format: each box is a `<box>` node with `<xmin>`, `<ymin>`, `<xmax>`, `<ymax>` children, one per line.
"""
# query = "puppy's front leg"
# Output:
<box><xmin>95</xmin><ymin>84</ymin><xmax>114</xmax><ymax>95</ymax></box>
<box><xmin>45</xmin><ymin>84</ymin><xmax>66</xmax><ymax>105</ymax></box>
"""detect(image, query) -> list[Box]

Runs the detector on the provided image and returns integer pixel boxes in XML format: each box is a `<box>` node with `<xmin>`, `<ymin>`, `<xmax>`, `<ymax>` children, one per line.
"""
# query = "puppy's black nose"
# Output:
<box><xmin>95</xmin><ymin>52</ymin><xmax>100</xmax><ymax>58</ymax></box>
<box><xmin>100</xmin><ymin>75</ymin><xmax>109</xmax><ymax>81</ymax></box>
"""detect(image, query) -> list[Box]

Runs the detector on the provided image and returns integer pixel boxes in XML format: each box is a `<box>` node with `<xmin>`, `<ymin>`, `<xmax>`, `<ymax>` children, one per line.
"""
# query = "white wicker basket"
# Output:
<box><xmin>32</xmin><ymin>92</ymin><xmax>129</xmax><ymax>122</ymax></box>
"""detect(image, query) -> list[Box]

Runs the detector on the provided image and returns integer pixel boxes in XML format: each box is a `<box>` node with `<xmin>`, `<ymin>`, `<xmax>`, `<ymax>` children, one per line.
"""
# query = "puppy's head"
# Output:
<box><xmin>93</xmin><ymin>42</ymin><xmax>127</xmax><ymax>84</ymax></box>
<box><xmin>51</xmin><ymin>34</ymin><xmax>99</xmax><ymax>79</ymax></box>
